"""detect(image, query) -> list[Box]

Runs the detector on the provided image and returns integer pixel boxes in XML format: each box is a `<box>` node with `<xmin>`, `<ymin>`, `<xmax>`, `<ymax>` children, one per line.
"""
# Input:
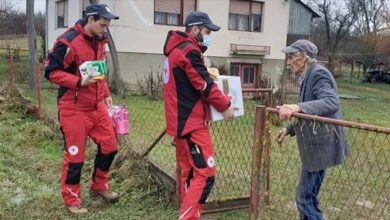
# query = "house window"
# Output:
<box><xmin>230</xmin><ymin>63</ymin><xmax>259</xmax><ymax>88</ymax></box>
<box><xmin>154</xmin><ymin>0</ymin><xmax>197</xmax><ymax>26</ymax></box>
<box><xmin>229</xmin><ymin>0</ymin><xmax>263</xmax><ymax>32</ymax></box>
<box><xmin>56</xmin><ymin>0</ymin><xmax>68</xmax><ymax>28</ymax></box>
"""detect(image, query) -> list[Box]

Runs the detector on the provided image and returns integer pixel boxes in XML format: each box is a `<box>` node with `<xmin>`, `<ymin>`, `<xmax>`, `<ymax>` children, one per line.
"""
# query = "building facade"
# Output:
<box><xmin>46</xmin><ymin>0</ymin><xmax>318</xmax><ymax>88</ymax></box>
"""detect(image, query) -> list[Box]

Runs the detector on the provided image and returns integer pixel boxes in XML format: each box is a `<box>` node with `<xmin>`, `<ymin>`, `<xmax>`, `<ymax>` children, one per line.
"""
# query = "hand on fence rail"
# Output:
<box><xmin>276</xmin><ymin>104</ymin><xmax>301</xmax><ymax>120</ymax></box>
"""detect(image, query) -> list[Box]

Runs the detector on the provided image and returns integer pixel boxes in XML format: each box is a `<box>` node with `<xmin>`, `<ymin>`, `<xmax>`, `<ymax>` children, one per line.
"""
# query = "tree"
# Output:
<box><xmin>0</xmin><ymin>0</ymin><xmax>21</xmax><ymax>35</ymax></box>
<box><xmin>309</xmin><ymin>0</ymin><xmax>358</xmax><ymax>74</ymax></box>
<box><xmin>354</xmin><ymin>0</ymin><xmax>387</xmax><ymax>74</ymax></box>
<box><xmin>27</xmin><ymin>0</ymin><xmax>37</xmax><ymax>90</ymax></box>
<box><xmin>88</xmin><ymin>0</ymin><xmax>124</xmax><ymax>97</ymax></box>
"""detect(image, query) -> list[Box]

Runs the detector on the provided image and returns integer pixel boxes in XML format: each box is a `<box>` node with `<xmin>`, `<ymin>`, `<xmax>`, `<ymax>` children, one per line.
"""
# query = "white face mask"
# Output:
<box><xmin>202</xmin><ymin>35</ymin><xmax>211</xmax><ymax>47</ymax></box>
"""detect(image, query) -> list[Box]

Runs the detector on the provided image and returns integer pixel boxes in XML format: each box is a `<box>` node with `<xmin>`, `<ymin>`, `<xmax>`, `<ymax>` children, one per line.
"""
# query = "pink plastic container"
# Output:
<box><xmin>109</xmin><ymin>105</ymin><xmax>129</xmax><ymax>135</ymax></box>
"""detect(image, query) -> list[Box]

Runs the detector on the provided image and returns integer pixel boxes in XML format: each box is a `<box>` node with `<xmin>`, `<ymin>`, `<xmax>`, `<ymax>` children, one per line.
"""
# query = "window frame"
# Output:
<box><xmin>56</xmin><ymin>0</ymin><xmax>68</xmax><ymax>29</ymax></box>
<box><xmin>230</xmin><ymin>63</ymin><xmax>260</xmax><ymax>88</ymax></box>
<box><xmin>154</xmin><ymin>0</ymin><xmax>197</xmax><ymax>26</ymax></box>
<box><xmin>228</xmin><ymin>0</ymin><xmax>263</xmax><ymax>32</ymax></box>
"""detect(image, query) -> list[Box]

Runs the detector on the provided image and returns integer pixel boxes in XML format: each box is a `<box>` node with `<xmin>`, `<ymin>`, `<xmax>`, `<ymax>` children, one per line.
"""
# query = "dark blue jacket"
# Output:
<box><xmin>288</xmin><ymin>62</ymin><xmax>349</xmax><ymax>171</ymax></box>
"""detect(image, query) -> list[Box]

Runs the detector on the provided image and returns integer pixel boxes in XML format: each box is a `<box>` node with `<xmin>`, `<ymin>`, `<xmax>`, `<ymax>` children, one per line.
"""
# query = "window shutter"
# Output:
<box><xmin>251</xmin><ymin>2</ymin><xmax>262</xmax><ymax>14</ymax></box>
<box><xmin>155</xmin><ymin>0</ymin><xmax>181</xmax><ymax>14</ymax></box>
<box><xmin>183</xmin><ymin>0</ymin><xmax>196</xmax><ymax>22</ymax></box>
<box><xmin>229</xmin><ymin>0</ymin><xmax>250</xmax><ymax>15</ymax></box>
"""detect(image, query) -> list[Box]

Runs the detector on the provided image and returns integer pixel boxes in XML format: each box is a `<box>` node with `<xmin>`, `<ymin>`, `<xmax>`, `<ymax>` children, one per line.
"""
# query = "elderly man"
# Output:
<box><xmin>277</xmin><ymin>39</ymin><xmax>349</xmax><ymax>220</ymax></box>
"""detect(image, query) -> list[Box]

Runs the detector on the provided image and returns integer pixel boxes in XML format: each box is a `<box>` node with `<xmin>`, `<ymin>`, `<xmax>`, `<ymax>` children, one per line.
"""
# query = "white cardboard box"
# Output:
<box><xmin>210</xmin><ymin>76</ymin><xmax>244</xmax><ymax>121</ymax></box>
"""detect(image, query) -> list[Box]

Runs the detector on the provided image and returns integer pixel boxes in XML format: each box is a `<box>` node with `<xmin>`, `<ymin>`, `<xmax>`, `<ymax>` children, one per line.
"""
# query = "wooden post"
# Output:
<box><xmin>36</xmin><ymin>61</ymin><xmax>43</xmax><ymax>118</ymax></box>
<box><xmin>9</xmin><ymin>55</ymin><xmax>15</xmax><ymax>88</ymax></box>
<box><xmin>142</xmin><ymin>129</ymin><xmax>166</xmax><ymax>158</ymax></box>
<box><xmin>250</xmin><ymin>106</ymin><xmax>266</xmax><ymax>220</ymax></box>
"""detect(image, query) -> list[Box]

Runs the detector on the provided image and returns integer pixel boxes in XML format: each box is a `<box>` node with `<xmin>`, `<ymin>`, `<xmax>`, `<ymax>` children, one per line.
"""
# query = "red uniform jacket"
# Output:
<box><xmin>163</xmin><ymin>31</ymin><xmax>230</xmax><ymax>137</ymax></box>
<box><xmin>45</xmin><ymin>19</ymin><xmax>110</xmax><ymax>110</ymax></box>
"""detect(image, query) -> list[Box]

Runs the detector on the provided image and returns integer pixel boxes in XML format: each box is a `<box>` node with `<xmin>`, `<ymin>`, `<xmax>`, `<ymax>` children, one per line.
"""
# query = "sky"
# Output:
<box><xmin>13</xmin><ymin>0</ymin><xmax>46</xmax><ymax>13</ymax></box>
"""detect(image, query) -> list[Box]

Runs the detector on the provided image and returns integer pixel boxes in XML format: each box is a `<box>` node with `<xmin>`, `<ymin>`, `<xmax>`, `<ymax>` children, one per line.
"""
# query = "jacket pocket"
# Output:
<box><xmin>59</xmin><ymin>109</ymin><xmax>76</xmax><ymax>117</ymax></box>
<box><xmin>187</xmin><ymin>138</ymin><xmax>207</xmax><ymax>169</ymax></box>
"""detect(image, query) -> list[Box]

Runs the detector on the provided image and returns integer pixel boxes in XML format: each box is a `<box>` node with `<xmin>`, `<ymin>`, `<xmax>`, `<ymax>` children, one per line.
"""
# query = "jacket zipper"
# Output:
<box><xmin>93</xmin><ymin>38</ymin><xmax>99</xmax><ymax>109</ymax></box>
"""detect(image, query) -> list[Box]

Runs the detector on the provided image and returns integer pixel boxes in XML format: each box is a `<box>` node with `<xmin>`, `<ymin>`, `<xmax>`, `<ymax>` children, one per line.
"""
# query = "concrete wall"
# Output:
<box><xmin>106</xmin><ymin>52</ymin><xmax>165</xmax><ymax>85</ymax></box>
<box><xmin>47</xmin><ymin>0</ymin><xmax>82</xmax><ymax>49</ymax></box>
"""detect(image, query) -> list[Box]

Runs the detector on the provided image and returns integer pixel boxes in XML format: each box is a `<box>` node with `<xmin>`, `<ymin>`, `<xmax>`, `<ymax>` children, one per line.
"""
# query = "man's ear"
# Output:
<box><xmin>87</xmin><ymin>16</ymin><xmax>94</xmax><ymax>24</ymax></box>
<box><xmin>191</xmin><ymin>26</ymin><xmax>197</xmax><ymax>33</ymax></box>
<box><xmin>300</xmin><ymin>52</ymin><xmax>308</xmax><ymax>61</ymax></box>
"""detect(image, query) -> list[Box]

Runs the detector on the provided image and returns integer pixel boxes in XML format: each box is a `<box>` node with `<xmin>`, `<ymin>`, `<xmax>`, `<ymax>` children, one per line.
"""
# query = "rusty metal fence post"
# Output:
<box><xmin>261</xmin><ymin>109</ymin><xmax>271</xmax><ymax>205</ymax></box>
<box><xmin>250</xmin><ymin>106</ymin><xmax>266</xmax><ymax>220</ymax></box>
<box><xmin>259</xmin><ymin>107</ymin><xmax>390</xmax><ymax>219</ymax></box>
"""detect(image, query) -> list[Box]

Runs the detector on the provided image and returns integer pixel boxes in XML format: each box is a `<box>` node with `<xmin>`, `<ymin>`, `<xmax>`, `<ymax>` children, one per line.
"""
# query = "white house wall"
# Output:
<box><xmin>48</xmin><ymin>0</ymin><xmax>78</xmax><ymax>48</ymax></box>
<box><xmin>109</xmin><ymin>0</ymin><xmax>290</xmax><ymax>60</ymax></box>
<box><xmin>46</xmin><ymin>0</ymin><xmax>292</xmax><ymax>85</ymax></box>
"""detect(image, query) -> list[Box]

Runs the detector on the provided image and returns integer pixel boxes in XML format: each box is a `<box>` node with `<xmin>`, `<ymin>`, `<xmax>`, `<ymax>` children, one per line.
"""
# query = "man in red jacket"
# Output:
<box><xmin>163</xmin><ymin>11</ymin><xmax>234</xmax><ymax>220</ymax></box>
<box><xmin>45</xmin><ymin>4</ymin><xmax>119</xmax><ymax>214</ymax></box>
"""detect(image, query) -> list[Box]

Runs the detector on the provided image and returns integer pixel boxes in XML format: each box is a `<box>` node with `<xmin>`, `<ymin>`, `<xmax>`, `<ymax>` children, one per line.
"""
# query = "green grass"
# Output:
<box><xmin>0</xmin><ymin>35</ymin><xmax>43</xmax><ymax>56</ymax></box>
<box><xmin>3</xmin><ymin>65</ymin><xmax>390</xmax><ymax>219</ymax></box>
<box><xmin>0</xmin><ymin>84</ymin><xmax>248</xmax><ymax>219</ymax></box>
<box><xmin>0</xmin><ymin>86</ymin><xmax>183</xmax><ymax>219</ymax></box>
<box><xmin>337</xmin><ymin>78</ymin><xmax>390</xmax><ymax>127</ymax></box>
<box><xmin>262</xmin><ymin>78</ymin><xmax>390</xmax><ymax>219</ymax></box>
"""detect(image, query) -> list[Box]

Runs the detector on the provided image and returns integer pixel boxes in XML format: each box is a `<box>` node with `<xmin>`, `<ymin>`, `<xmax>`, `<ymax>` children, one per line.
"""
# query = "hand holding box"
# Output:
<box><xmin>79</xmin><ymin>60</ymin><xmax>107</xmax><ymax>80</ymax></box>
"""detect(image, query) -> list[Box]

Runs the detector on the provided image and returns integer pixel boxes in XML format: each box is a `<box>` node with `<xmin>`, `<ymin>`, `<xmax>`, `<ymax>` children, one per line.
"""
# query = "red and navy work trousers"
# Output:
<box><xmin>175</xmin><ymin>128</ymin><xmax>216</xmax><ymax>220</ymax></box>
<box><xmin>58</xmin><ymin>104</ymin><xmax>117</xmax><ymax>207</ymax></box>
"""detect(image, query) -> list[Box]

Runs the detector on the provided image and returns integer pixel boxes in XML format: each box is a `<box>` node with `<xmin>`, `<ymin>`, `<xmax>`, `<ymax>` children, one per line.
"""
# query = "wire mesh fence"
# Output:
<box><xmin>3</xmin><ymin>48</ymin><xmax>390</xmax><ymax>218</ymax></box>
<box><xmin>116</xmin><ymin>89</ymin><xmax>273</xmax><ymax>207</ymax></box>
<box><xmin>251</xmin><ymin>106</ymin><xmax>390</xmax><ymax>220</ymax></box>
<box><xmin>2</xmin><ymin>51</ymin><xmax>274</xmax><ymax>211</ymax></box>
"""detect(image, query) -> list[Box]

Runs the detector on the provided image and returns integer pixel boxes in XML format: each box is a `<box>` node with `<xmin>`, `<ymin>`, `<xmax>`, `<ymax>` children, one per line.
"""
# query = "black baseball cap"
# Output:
<box><xmin>85</xmin><ymin>4</ymin><xmax>119</xmax><ymax>20</ymax></box>
<box><xmin>184</xmin><ymin>11</ymin><xmax>220</xmax><ymax>31</ymax></box>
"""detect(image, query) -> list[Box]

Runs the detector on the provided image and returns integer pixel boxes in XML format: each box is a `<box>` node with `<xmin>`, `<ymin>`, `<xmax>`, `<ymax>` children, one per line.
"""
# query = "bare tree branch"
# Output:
<box><xmin>354</xmin><ymin>0</ymin><xmax>387</xmax><ymax>74</ymax></box>
<box><xmin>310</xmin><ymin>0</ymin><xmax>358</xmax><ymax>73</ymax></box>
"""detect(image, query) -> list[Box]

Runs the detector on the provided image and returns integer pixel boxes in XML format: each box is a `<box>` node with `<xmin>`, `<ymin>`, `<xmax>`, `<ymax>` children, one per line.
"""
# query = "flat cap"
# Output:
<box><xmin>282</xmin><ymin>39</ymin><xmax>318</xmax><ymax>58</ymax></box>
